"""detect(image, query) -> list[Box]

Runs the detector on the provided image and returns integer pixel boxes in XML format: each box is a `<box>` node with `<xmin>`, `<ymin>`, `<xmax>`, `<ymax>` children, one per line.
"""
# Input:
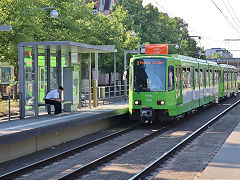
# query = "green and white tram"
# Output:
<box><xmin>128</xmin><ymin>44</ymin><xmax>238</xmax><ymax>123</ymax></box>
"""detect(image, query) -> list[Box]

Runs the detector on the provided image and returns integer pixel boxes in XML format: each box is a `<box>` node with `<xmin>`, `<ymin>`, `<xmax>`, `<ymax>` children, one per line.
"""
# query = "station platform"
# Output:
<box><xmin>198</xmin><ymin>118</ymin><xmax>240</xmax><ymax>179</ymax></box>
<box><xmin>0</xmin><ymin>101</ymin><xmax>129</xmax><ymax>163</ymax></box>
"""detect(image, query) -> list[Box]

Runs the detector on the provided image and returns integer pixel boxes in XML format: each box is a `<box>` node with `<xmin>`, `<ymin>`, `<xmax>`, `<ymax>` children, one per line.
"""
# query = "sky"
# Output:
<box><xmin>142</xmin><ymin>0</ymin><xmax>240</xmax><ymax>57</ymax></box>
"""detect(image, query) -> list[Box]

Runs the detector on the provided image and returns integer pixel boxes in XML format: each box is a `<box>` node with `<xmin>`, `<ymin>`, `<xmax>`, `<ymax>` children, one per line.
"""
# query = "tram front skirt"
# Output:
<box><xmin>140</xmin><ymin>107</ymin><xmax>153</xmax><ymax>123</ymax></box>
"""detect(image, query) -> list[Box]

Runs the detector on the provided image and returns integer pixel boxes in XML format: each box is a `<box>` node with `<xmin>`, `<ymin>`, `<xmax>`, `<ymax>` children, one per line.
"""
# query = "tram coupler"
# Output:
<box><xmin>140</xmin><ymin>107</ymin><xmax>153</xmax><ymax>124</ymax></box>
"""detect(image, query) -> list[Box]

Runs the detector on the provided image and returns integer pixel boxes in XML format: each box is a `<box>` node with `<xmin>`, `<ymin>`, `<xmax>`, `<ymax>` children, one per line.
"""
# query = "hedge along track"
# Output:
<box><xmin>0</xmin><ymin>122</ymin><xmax>141</xmax><ymax>179</ymax></box>
<box><xmin>129</xmin><ymin>99</ymin><xmax>240</xmax><ymax>180</ymax></box>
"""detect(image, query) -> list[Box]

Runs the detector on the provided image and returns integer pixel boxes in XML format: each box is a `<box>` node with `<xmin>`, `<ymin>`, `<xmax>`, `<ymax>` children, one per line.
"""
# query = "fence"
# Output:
<box><xmin>0</xmin><ymin>84</ymin><xmax>128</xmax><ymax>121</ymax></box>
<box><xmin>0</xmin><ymin>91</ymin><xmax>19</xmax><ymax>121</ymax></box>
<box><xmin>80</xmin><ymin>84</ymin><xmax>128</xmax><ymax>108</ymax></box>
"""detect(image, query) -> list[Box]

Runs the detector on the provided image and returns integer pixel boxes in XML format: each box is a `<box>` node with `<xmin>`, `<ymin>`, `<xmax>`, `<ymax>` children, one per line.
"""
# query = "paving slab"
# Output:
<box><xmin>0</xmin><ymin>101</ymin><xmax>128</xmax><ymax>146</ymax></box>
<box><xmin>198</xmin><ymin>120</ymin><xmax>240</xmax><ymax>179</ymax></box>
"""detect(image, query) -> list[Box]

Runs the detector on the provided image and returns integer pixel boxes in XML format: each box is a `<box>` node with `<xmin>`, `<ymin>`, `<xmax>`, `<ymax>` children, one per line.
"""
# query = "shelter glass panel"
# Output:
<box><xmin>50</xmin><ymin>51</ymin><xmax>57</xmax><ymax>91</ymax></box>
<box><xmin>24</xmin><ymin>47</ymin><xmax>35</xmax><ymax>117</ymax></box>
<box><xmin>38</xmin><ymin>49</ymin><xmax>48</xmax><ymax>115</ymax></box>
<box><xmin>71</xmin><ymin>53</ymin><xmax>80</xmax><ymax>110</ymax></box>
<box><xmin>81</xmin><ymin>54</ymin><xmax>90</xmax><ymax>107</ymax></box>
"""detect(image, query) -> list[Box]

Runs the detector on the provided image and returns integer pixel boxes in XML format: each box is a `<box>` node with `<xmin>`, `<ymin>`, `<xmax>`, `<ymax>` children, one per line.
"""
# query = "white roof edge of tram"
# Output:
<box><xmin>19</xmin><ymin>41</ymin><xmax>117</xmax><ymax>53</ymax></box>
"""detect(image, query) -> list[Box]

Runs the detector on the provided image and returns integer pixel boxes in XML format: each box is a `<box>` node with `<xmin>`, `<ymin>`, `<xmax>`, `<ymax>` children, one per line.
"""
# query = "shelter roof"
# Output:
<box><xmin>19</xmin><ymin>41</ymin><xmax>117</xmax><ymax>53</ymax></box>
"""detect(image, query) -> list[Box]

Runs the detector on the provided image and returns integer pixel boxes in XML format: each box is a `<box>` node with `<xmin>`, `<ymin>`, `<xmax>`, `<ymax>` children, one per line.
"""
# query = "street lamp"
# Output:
<box><xmin>130</xmin><ymin>31</ymin><xmax>136</xmax><ymax>37</ymax></box>
<box><xmin>50</xmin><ymin>10</ymin><xmax>59</xmax><ymax>18</ymax></box>
<box><xmin>24</xmin><ymin>7</ymin><xmax>59</xmax><ymax>18</ymax></box>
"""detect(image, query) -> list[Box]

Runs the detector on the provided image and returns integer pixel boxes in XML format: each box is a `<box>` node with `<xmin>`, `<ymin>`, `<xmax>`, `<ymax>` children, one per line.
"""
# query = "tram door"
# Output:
<box><xmin>176</xmin><ymin>66</ymin><xmax>181</xmax><ymax>104</ymax></box>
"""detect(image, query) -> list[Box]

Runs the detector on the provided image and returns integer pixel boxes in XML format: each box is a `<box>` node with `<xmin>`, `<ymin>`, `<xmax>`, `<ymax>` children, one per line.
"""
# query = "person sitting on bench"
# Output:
<box><xmin>44</xmin><ymin>86</ymin><xmax>64</xmax><ymax>116</ymax></box>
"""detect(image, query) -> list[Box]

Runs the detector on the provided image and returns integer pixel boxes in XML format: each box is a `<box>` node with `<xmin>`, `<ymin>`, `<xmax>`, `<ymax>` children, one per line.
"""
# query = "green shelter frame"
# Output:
<box><xmin>18</xmin><ymin>41</ymin><xmax>117</xmax><ymax>118</ymax></box>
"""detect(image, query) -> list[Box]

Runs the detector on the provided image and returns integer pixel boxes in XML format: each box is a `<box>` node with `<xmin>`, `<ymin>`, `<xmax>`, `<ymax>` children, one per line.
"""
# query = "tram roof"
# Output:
<box><xmin>19</xmin><ymin>41</ymin><xmax>117</xmax><ymax>53</ymax></box>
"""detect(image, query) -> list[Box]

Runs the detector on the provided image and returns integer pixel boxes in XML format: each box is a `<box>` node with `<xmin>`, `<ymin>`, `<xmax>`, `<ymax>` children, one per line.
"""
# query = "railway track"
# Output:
<box><xmin>77</xmin><ymin>96</ymin><xmax>240</xmax><ymax>180</ymax></box>
<box><xmin>0</xmin><ymin>96</ymin><xmax>239</xmax><ymax>179</ymax></box>
<box><xmin>129</xmin><ymin>99</ymin><xmax>240</xmax><ymax>180</ymax></box>
<box><xmin>56</xmin><ymin>121</ymin><xmax>182</xmax><ymax>179</ymax></box>
<box><xmin>0</xmin><ymin>123</ymin><xmax>141</xmax><ymax>179</ymax></box>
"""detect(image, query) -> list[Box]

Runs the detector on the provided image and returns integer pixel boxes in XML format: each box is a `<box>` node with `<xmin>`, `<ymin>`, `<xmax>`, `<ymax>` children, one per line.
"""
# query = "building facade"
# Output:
<box><xmin>88</xmin><ymin>0</ymin><xmax>118</xmax><ymax>15</ymax></box>
<box><xmin>205</xmin><ymin>48</ymin><xmax>233</xmax><ymax>59</ymax></box>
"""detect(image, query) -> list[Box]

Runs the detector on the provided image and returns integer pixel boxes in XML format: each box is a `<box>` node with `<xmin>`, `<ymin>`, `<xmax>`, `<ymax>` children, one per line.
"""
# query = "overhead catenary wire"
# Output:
<box><xmin>151</xmin><ymin>0</ymin><xmax>225</xmax><ymax>45</ymax></box>
<box><xmin>210</xmin><ymin>0</ymin><xmax>240</xmax><ymax>36</ymax></box>
<box><xmin>221</xmin><ymin>0</ymin><xmax>240</xmax><ymax>30</ymax></box>
<box><xmin>226</xmin><ymin>0</ymin><xmax>240</xmax><ymax>29</ymax></box>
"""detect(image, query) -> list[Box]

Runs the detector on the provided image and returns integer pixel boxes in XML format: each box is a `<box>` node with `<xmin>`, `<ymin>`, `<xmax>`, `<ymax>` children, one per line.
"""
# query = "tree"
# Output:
<box><xmin>113</xmin><ymin>0</ymin><xmax>202</xmax><ymax>58</ymax></box>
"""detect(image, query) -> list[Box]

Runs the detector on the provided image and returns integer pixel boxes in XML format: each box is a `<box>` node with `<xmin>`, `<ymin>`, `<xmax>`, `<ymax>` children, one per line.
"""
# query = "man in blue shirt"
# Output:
<box><xmin>44</xmin><ymin>86</ymin><xmax>64</xmax><ymax>115</ymax></box>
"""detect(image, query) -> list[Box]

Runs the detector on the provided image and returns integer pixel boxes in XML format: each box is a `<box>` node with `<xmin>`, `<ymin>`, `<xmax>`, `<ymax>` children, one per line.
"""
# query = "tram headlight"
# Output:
<box><xmin>157</xmin><ymin>100</ymin><xmax>165</xmax><ymax>105</ymax></box>
<box><xmin>134</xmin><ymin>100</ymin><xmax>142</xmax><ymax>105</ymax></box>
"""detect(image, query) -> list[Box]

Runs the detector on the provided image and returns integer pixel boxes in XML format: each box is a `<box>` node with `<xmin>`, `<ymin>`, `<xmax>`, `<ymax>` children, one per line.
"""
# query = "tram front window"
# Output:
<box><xmin>134</xmin><ymin>58</ymin><xmax>166</xmax><ymax>92</ymax></box>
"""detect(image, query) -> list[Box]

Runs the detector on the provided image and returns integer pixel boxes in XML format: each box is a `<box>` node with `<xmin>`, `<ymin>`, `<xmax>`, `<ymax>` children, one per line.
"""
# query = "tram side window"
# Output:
<box><xmin>183</xmin><ymin>68</ymin><xmax>187</xmax><ymax>88</ymax></box>
<box><xmin>210</xmin><ymin>70</ymin><xmax>213</xmax><ymax>86</ymax></box>
<box><xmin>227</xmin><ymin>71</ymin><xmax>230</xmax><ymax>89</ymax></box>
<box><xmin>215</xmin><ymin>70</ymin><xmax>218</xmax><ymax>85</ymax></box>
<box><xmin>204</xmin><ymin>70</ymin><xmax>206</xmax><ymax>87</ymax></box>
<box><xmin>200</xmin><ymin>69</ymin><xmax>203</xmax><ymax>88</ymax></box>
<box><xmin>224</xmin><ymin>71</ymin><xmax>228</xmax><ymax>89</ymax></box>
<box><xmin>219</xmin><ymin>70</ymin><xmax>221</xmax><ymax>83</ymax></box>
<box><xmin>168</xmin><ymin>66</ymin><xmax>174</xmax><ymax>91</ymax></box>
<box><xmin>206</xmin><ymin>70</ymin><xmax>209</xmax><ymax>87</ymax></box>
<box><xmin>129</xmin><ymin>66</ymin><xmax>132</xmax><ymax>90</ymax></box>
<box><xmin>195</xmin><ymin>69</ymin><xmax>199</xmax><ymax>88</ymax></box>
<box><xmin>235</xmin><ymin>72</ymin><xmax>237</xmax><ymax>87</ymax></box>
<box><xmin>187</xmin><ymin>68</ymin><xmax>191</xmax><ymax>88</ymax></box>
<box><xmin>176</xmin><ymin>67</ymin><xmax>181</xmax><ymax>90</ymax></box>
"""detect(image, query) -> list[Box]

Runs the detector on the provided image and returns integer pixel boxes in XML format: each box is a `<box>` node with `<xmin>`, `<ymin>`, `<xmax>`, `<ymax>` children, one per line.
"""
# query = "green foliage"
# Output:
<box><xmin>0</xmin><ymin>0</ymin><xmax>203</xmax><ymax>72</ymax></box>
<box><xmin>114</xmin><ymin>0</ymin><xmax>202</xmax><ymax>58</ymax></box>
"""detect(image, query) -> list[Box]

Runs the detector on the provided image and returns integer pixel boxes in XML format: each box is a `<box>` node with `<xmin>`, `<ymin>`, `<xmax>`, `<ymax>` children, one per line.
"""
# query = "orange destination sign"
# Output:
<box><xmin>145</xmin><ymin>44</ymin><xmax>168</xmax><ymax>55</ymax></box>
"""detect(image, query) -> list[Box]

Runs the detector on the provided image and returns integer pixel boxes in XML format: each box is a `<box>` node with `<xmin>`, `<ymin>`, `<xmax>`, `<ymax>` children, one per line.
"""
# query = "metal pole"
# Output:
<box><xmin>19</xmin><ymin>45</ymin><xmax>25</xmax><ymax>119</ymax></box>
<box><xmin>56</xmin><ymin>51</ymin><xmax>62</xmax><ymax>86</ymax></box>
<box><xmin>89</xmin><ymin>53</ymin><xmax>92</xmax><ymax>109</ymax></box>
<box><xmin>124</xmin><ymin>50</ymin><xmax>127</xmax><ymax>101</ymax></box>
<box><xmin>95</xmin><ymin>52</ymin><xmax>98</xmax><ymax>106</ymax></box>
<box><xmin>8</xmin><ymin>93</ymin><xmax>11</xmax><ymax>121</ymax></box>
<box><xmin>78</xmin><ymin>53</ymin><xmax>82</xmax><ymax>109</ymax></box>
<box><xmin>46</xmin><ymin>48</ymin><xmax>51</xmax><ymax>114</ymax></box>
<box><xmin>114</xmin><ymin>52</ymin><xmax>116</xmax><ymax>97</ymax></box>
<box><xmin>34</xmin><ymin>46</ymin><xmax>39</xmax><ymax>118</ymax></box>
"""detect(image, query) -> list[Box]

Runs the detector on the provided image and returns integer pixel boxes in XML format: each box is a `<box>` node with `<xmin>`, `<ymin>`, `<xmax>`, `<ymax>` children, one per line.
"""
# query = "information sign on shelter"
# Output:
<box><xmin>145</xmin><ymin>44</ymin><xmax>168</xmax><ymax>55</ymax></box>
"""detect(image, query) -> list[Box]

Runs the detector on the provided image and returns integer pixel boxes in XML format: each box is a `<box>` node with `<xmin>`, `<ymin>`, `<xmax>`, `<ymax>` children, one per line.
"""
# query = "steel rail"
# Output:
<box><xmin>129</xmin><ymin>99</ymin><xmax>240</xmax><ymax>180</ymax></box>
<box><xmin>0</xmin><ymin>123</ymin><xmax>140</xmax><ymax>179</ymax></box>
<box><xmin>56</xmin><ymin>122</ymin><xmax>182</xmax><ymax>180</ymax></box>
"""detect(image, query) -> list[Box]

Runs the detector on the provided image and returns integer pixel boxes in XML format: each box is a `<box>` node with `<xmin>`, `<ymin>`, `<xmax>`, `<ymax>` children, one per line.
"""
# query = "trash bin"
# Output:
<box><xmin>99</xmin><ymin>87</ymin><xmax>105</xmax><ymax>98</ymax></box>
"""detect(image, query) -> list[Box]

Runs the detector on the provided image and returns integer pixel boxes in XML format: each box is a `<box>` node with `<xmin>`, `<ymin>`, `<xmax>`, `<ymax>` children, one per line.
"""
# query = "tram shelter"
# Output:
<box><xmin>18</xmin><ymin>41</ymin><xmax>117</xmax><ymax>119</ymax></box>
